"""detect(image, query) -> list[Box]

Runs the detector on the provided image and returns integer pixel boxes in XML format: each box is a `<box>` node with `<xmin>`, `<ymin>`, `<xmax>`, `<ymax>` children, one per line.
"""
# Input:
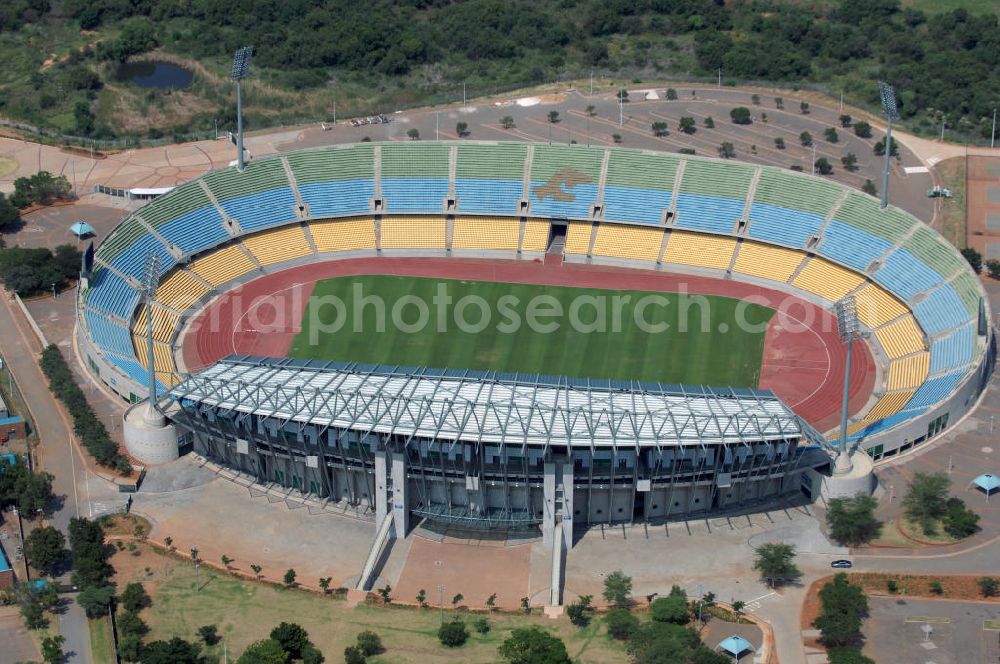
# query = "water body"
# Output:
<box><xmin>115</xmin><ymin>60</ymin><xmax>193</xmax><ymax>89</ymax></box>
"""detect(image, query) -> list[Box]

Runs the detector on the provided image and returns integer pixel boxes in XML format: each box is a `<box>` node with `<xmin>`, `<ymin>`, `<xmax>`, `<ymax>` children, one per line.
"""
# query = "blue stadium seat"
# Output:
<box><xmin>529</xmin><ymin>182</ymin><xmax>598</xmax><ymax>219</ymax></box>
<box><xmin>220</xmin><ymin>188</ymin><xmax>298</xmax><ymax>231</ymax></box>
<box><xmin>602</xmin><ymin>186</ymin><xmax>671</xmax><ymax>225</ymax></box>
<box><xmin>673</xmin><ymin>193</ymin><xmax>743</xmax><ymax>233</ymax></box>
<box><xmin>903</xmin><ymin>370</ymin><xmax>966</xmax><ymax>410</ymax></box>
<box><xmin>817</xmin><ymin>220</ymin><xmax>892</xmax><ymax>272</ymax></box>
<box><xmin>747</xmin><ymin>203</ymin><xmax>824</xmax><ymax>249</ymax></box>
<box><xmin>87</xmin><ymin>270</ymin><xmax>140</xmax><ymax>320</ymax></box>
<box><xmin>109</xmin><ymin>233</ymin><xmax>176</xmax><ymax>280</ymax></box>
<box><xmin>849</xmin><ymin>407</ymin><xmax>929</xmax><ymax>441</ymax></box>
<box><xmin>455</xmin><ymin>179</ymin><xmax>522</xmax><ymax>215</ymax></box>
<box><xmin>874</xmin><ymin>248</ymin><xmax>943</xmax><ymax>300</ymax></box>
<box><xmin>912</xmin><ymin>285</ymin><xmax>970</xmax><ymax>336</ymax></box>
<box><xmin>85</xmin><ymin>309</ymin><xmax>134</xmax><ymax>357</ymax></box>
<box><xmin>299</xmin><ymin>180</ymin><xmax>374</xmax><ymax>217</ymax></box>
<box><xmin>106</xmin><ymin>354</ymin><xmax>167</xmax><ymax>392</ymax></box>
<box><xmin>157</xmin><ymin>206</ymin><xmax>229</xmax><ymax>255</ymax></box>
<box><xmin>929</xmin><ymin>325</ymin><xmax>975</xmax><ymax>374</ymax></box>
<box><xmin>382</xmin><ymin>178</ymin><xmax>449</xmax><ymax>213</ymax></box>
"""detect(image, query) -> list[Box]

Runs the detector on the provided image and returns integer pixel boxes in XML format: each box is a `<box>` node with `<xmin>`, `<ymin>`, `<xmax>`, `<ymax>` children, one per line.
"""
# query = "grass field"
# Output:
<box><xmin>112</xmin><ymin>545</ymin><xmax>630</xmax><ymax>663</ymax></box>
<box><xmin>903</xmin><ymin>0</ymin><xmax>1000</xmax><ymax>14</ymax></box>
<box><xmin>288</xmin><ymin>276</ymin><xmax>774</xmax><ymax>387</ymax></box>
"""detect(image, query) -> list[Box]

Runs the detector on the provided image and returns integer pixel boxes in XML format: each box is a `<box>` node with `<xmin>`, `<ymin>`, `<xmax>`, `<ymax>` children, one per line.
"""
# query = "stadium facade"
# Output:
<box><xmin>76</xmin><ymin>140</ymin><xmax>994</xmax><ymax>529</ymax></box>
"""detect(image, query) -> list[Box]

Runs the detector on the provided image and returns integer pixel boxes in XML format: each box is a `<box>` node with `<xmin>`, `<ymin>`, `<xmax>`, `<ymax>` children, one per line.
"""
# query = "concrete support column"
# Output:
<box><xmin>559</xmin><ymin>459</ymin><xmax>574</xmax><ymax>551</ymax></box>
<box><xmin>543</xmin><ymin>461</ymin><xmax>557</xmax><ymax>549</ymax></box>
<box><xmin>374</xmin><ymin>452</ymin><xmax>388</xmax><ymax>527</ymax></box>
<box><xmin>391</xmin><ymin>452</ymin><xmax>409</xmax><ymax>538</ymax></box>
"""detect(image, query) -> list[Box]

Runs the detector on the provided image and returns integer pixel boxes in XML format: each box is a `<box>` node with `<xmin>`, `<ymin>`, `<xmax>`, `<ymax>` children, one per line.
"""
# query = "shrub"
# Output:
<box><xmin>987</xmin><ymin>259</ymin><xmax>1000</xmax><ymax>279</ymax></box>
<box><xmin>566</xmin><ymin>595</ymin><xmax>593</xmax><ymax>627</ymax></box>
<box><xmin>729</xmin><ymin>107</ymin><xmax>752</xmax><ymax>124</ymax></box>
<box><xmin>979</xmin><ymin>577</ymin><xmax>998</xmax><ymax>597</ymax></box>
<box><xmin>929</xmin><ymin>581</ymin><xmax>943</xmax><ymax>595</ymax></box>
<box><xmin>474</xmin><ymin>617</ymin><xmax>491</xmax><ymax>634</ymax></box>
<box><xmin>356</xmin><ymin>630</ymin><xmax>382</xmax><ymax>656</ymax></box>
<box><xmin>344</xmin><ymin>646</ymin><xmax>365</xmax><ymax>664</ymax></box>
<box><xmin>604</xmin><ymin>608</ymin><xmax>639</xmax><ymax>640</ymax></box>
<box><xmin>961</xmin><ymin>247</ymin><xmax>983</xmax><ymax>273</ymax></box>
<box><xmin>853</xmin><ymin>121</ymin><xmax>872</xmax><ymax>138</ymax></box>
<box><xmin>886</xmin><ymin>579</ymin><xmax>898</xmax><ymax>593</ymax></box>
<box><xmin>650</xmin><ymin>595</ymin><xmax>689</xmax><ymax>624</ymax></box>
<box><xmin>438</xmin><ymin>620</ymin><xmax>468</xmax><ymax>647</ymax></box>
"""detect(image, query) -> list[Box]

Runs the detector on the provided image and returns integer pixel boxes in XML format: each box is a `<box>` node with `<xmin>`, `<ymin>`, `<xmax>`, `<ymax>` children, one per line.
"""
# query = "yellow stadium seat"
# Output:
<box><xmin>132</xmin><ymin>306</ymin><xmax>178</xmax><ymax>344</ymax></box>
<box><xmin>242</xmin><ymin>225</ymin><xmax>312</xmax><ymax>266</ymax></box>
<box><xmin>380</xmin><ymin>216</ymin><xmax>446</xmax><ymax>249</ymax></box>
<box><xmin>661</xmin><ymin>231</ymin><xmax>736</xmax><ymax>270</ymax></box>
<box><xmin>792</xmin><ymin>258</ymin><xmax>864</xmax><ymax>301</ymax></box>
<box><xmin>733</xmin><ymin>241</ymin><xmax>805</xmax><ymax>283</ymax></box>
<box><xmin>565</xmin><ymin>222</ymin><xmax>593</xmax><ymax>255</ymax></box>
<box><xmin>854</xmin><ymin>283</ymin><xmax>907</xmax><ymax>329</ymax></box>
<box><xmin>591</xmin><ymin>225</ymin><xmax>663</xmax><ymax>262</ymax></box>
<box><xmin>156</xmin><ymin>269</ymin><xmax>210</xmax><ymax>312</ymax></box>
<box><xmin>886</xmin><ymin>352</ymin><xmax>930</xmax><ymax>391</ymax></box>
<box><xmin>308</xmin><ymin>217</ymin><xmax>376</xmax><ymax>252</ymax></box>
<box><xmin>188</xmin><ymin>244</ymin><xmax>256</xmax><ymax>287</ymax></box>
<box><xmin>521</xmin><ymin>220</ymin><xmax>550</xmax><ymax>252</ymax></box>
<box><xmin>865</xmin><ymin>390</ymin><xmax>916</xmax><ymax>421</ymax></box>
<box><xmin>452</xmin><ymin>216</ymin><xmax>520</xmax><ymax>251</ymax></box>
<box><xmin>874</xmin><ymin>315</ymin><xmax>926</xmax><ymax>359</ymax></box>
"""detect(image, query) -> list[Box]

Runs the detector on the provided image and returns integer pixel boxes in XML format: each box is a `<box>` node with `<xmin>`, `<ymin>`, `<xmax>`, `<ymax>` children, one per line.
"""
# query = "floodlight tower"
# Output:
<box><xmin>141</xmin><ymin>253</ymin><xmax>164</xmax><ymax>427</ymax></box>
<box><xmin>834</xmin><ymin>294</ymin><xmax>863</xmax><ymax>475</ymax></box>
<box><xmin>231</xmin><ymin>47</ymin><xmax>254</xmax><ymax>172</ymax></box>
<box><xmin>878</xmin><ymin>81</ymin><xmax>898</xmax><ymax>209</ymax></box>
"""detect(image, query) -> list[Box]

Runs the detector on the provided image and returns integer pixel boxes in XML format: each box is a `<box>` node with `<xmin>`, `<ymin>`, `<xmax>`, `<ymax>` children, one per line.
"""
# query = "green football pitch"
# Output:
<box><xmin>288</xmin><ymin>275</ymin><xmax>775</xmax><ymax>386</ymax></box>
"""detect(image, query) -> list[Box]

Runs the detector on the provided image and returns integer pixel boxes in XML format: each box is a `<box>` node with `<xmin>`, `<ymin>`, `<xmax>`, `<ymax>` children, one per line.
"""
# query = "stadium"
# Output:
<box><xmin>76</xmin><ymin>140</ymin><xmax>994</xmax><ymax>539</ymax></box>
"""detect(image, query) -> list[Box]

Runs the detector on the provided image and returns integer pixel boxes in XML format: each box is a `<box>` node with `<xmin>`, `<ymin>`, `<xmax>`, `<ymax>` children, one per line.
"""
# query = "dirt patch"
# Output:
<box><xmin>847</xmin><ymin>573</ymin><xmax>1000</xmax><ymax>602</ymax></box>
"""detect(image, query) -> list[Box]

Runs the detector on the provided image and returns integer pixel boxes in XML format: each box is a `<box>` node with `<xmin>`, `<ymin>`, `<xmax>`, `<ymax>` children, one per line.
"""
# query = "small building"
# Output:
<box><xmin>0</xmin><ymin>541</ymin><xmax>13</xmax><ymax>590</ymax></box>
<box><xmin>0</xmin><ymin>416</ymin><xmax>26</xmax><ymax>444</ymax></box>
<box><xmin>0</xmin><ymin>392</ymin><xmax>8</xmax><ymax>419</ymax></box>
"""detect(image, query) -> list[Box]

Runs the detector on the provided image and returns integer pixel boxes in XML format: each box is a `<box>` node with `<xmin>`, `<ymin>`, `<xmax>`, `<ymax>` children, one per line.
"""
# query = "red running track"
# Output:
<box><xmin>180</xmin><ymin>257</ymin><xmax>875</xmax><ymax>432</ymax></box>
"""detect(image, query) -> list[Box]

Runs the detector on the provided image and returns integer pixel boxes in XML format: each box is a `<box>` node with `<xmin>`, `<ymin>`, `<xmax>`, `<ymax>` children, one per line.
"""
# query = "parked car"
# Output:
<box><xmin>831</xmin><ymin>559</ymin><xmax>853</xmax><ymax>569</ymax></box>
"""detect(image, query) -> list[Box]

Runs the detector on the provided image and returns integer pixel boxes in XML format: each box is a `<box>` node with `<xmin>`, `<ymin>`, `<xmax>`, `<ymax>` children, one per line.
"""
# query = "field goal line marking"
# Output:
<box><xmin>904</xmin><ymin>615</ymin><xmax>951</xmax><ymax>624</ymax></box>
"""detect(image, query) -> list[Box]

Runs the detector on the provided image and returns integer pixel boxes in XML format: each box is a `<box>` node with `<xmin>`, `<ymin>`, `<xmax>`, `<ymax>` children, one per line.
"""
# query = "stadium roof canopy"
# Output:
<box><xmin>169</xmin><ymin>356</ymin><xmax>821</xmax><ymax>450</ymax></box>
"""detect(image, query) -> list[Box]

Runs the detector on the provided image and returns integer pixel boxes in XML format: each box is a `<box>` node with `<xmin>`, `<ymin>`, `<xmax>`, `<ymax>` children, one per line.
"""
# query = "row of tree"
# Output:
<box><xmin>0</xmin><ymin>244</ymin><xmax>80</xmax><ymax>296</ymax></box>
<box><xmin>0</xmin><ymin>453</ymin><xmax>54</xmax><ymax>516</ymax></box>
<box><xmin>39</xmin><ymin>344</ymin><xmax>132</xmax><ymax>474</ymax></box>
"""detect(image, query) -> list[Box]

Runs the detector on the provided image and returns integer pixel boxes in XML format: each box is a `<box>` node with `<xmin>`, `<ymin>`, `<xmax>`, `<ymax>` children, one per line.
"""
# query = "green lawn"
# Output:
<box><xmin>88</xmin><ymin>615</ymin><xmax>116</xmax><ymax>664</ymax></box>
<box><xmin>289</xmin><ymin>276</ymin><xmax>774</xmax><ymax>387</ymax></box>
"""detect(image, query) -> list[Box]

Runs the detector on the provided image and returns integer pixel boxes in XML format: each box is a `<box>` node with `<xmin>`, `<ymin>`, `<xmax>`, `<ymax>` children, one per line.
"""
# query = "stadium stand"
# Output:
<box><xmin>950</xmin><ymin>271</ymin><xmax>983</xmax><ymax>316</ymax></box>
<box><xmin>747</xmin><ymin>202</ymin><xmax>824</xmax><ymax>248</ymax></box>
<box><xmin>912</xmin><ymin>285</ymin><xmax>970</xmax><ymax>336</ymax></box>
<box><xmin>287</xmin><ymin>144</ymin><xmax>375</xmax><ymax>217</ymax></box>
<box><xmin>455</xmin><ymin>143</ymin><xmax>526</xmax><ymax>215</ymax></box>
<box><xmin>603</xmin><ymin>149</ymin><xmax>678</xmax><ymax>224</ymax></box>
<box><xmin>817</xmin><ymin>220</ymin><xmax>893</xmax><ymax>272</ymax></box>
<box><xmin>930</xmin><ymin>324</ymin><xmax>976</xmax><ymax>374</ymax></box>
<box><xmin>187</xmin><ymin>244</ymin><xmax>257</xmax><ymax>287</ymax></box>
<box><xmin>887</xmin><ymin>352</ymin><xmax>930</xmax><ymax>391</ymax></box>
<box><xmin>85</xmin><ymin>309</ymin><xmax>135</xmax><ymax>358</ymax></box>
<box><xmin>308</xmin><ymin>217</ymin><xmax>376</xmax><ymax>253</ymax></box>
<box><xmin>381</xmin><ymin>143</ymin><xmax>450</xmax><ymax>213</ymax></box>
<box><xmin>203</xmin><ymin>158</ymin><xmax>298</xmax><ymax>231</ymax></box>
<box><xmin>522</xmin><ymin>220</ymin><xmax>551</xmax><ymax>252</ymax></box>
<box><xmin>87</xmin><ymin>270</ymin><xmax>141</xmax><ymax>320</ymax></box>
<box><xmin>108</xmin><ymin>232</ymin><xmax>176</xmax><ymax>281</ymax></box>
<box><xmin>833</xmin><ymin>192</ymin><xmax>916</xmax><ymax>242</ymax></box>
<box><xmin>874</xmin><ymin>315</ymin><xmax>926</xmax><ymax>359</ymax></box>
<box><xmin>132</xmin><ymin>306</ymin><xmax>178</xmax><ymax>344</ymax></box>
<box><xmin>138</xmin><ymin>181</ymin><xmax>229</xmax><ymax>256</ymax></box>
<box><xmin>866</xmin><ymin>391</ymin><xmax>917</xmax><ymax>421</ymax></box>
<box><xmin>753</xmin><ymin>168</ymin><xmax>843</xmax><ymax>218</ymax></box>
<box><xmin>155</xmin><ymin>270</ymin><xmax>211</xmax><ymax>312</ymax></box>
<box><xmin>792</xmin><ymin>258</ymin><xmax>864</xmax><ymax>302</ymax></box>
<box><xmin>874</xmin><ymin>248</ymin><xmax>945</xmax><ymax>300</ymax></box>
<box><xmin>564</xmin><ymin>222</ymin><xmax>593</xmax><ymax>255</ymax></box>
<box><xmin>94</xmin><ymin>217</ymin><xmax>150</xmax><ymax>266</ymax></box>
<box><xmin>529</xmin><ymin>145</ymin><xmax>602</xmax><ymax>218</ymax></box>
<box><xmin>904</xmin><ymin>227</ymin><xmax>967</xmax><ymax>279</ymax></box>
<box><xmin>733</xmin><ymin>242</ymin><xmax>804</xmax><ymax>283</ymax></box>
<box><xmin>591</xmin><ymin>224</ymin><xmax>663</xmax><ymax>262</ymax></box>
<box><xmin>854</xmin><ymin>284</ymin><xmax>908</xmax><ymax>329</ymax></box>
<box><xmin>452</xmin><ymin>216</ymin><xmax>521</xmax><ymax>251</ymax></box>
<box><xmin>242</xmin><ymin>225</ymin><xmax>313</xmax><ymax>265</ymax></box>
<box><xmin>904</xmin><ymin>370</ymin><xmax>967</xmax><ymax>410</ymax></box>
<box><xmin>674</xmin><ymin>159</ymin><xmax>752</xmax><ymax>234</ymax></box>
<box><xmin>380</xmin><ymin>216</ymin><xmax>447</xmax><ymax>249</ymax></box>
<box><xmin>662</xmin><ymin>231</ymin><xmax>736</xmax><ymax>270</ymax></box>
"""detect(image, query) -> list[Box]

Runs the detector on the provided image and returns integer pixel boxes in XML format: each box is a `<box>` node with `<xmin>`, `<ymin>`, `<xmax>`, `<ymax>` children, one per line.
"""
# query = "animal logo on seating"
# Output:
<box><xmin>532</xmin><ymin>167</ymin><xmax>593</xmax><ymax>202</ymax></box>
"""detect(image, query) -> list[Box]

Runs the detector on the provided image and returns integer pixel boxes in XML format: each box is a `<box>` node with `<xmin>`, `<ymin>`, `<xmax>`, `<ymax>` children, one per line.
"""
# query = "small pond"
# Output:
<box><xmin>115</xmin><ymin>60</ymin><xmax>193</xmax><ymax>89</ymax></box>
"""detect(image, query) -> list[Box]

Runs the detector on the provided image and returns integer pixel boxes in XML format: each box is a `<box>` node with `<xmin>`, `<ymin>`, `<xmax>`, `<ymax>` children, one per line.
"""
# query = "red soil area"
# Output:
<box><xmin>179</xmin><ymin>257</ymin><xmax>875</xmax><ymax>430</ymax></box>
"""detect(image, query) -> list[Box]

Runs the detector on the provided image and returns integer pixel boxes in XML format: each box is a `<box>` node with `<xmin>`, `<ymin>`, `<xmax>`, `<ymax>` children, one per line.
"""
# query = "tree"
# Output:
<box><xmin>438</xmin><ymin>620</ymin><xmax>468</xmax><ymax>647</ymax></box>
<box><xmin>0</xmin><ymin>193</ymin><xmax>20</xmax><ymax>232</ymax></box>
<box><xmin>800</xmin><ymin>131</ymin><xmax>812</xmax><ymax>146</ymax></box>
<box><xmin>566</xmin><ymin>594</ymin><xmax>593</xmax><ymax>626</ymax></box>
<box><xmin>498</xmin><ymin>627</ymin><xmax>571</xmax><ymax>664</ymax></box>
<box><xmin>800</xmin><ymin>101</ymin><xmax>810</xmax><ymax>114</ymax></box>
<box><xmin>751</xmin><ymin>94</ymin><xmax>760</xmax><ymax>105</ymax></box>
<box><xmin>814</xmin><ymin>157</ymin><xmax>833</xmax><ymax>175</ymax></box>
<box><xmin>450</xmin><ymin>592</ymin><xmax>463</xmax><ymax>607</ymax></box>
<box><xmin>119</xmin><ymin>633</ymin><xmax>143</xmax><ymax>662</ymax></box>
<box><xmin>602</xmin><ymin>570</ymin><xmax>632</xmax><ymax>607</ymax></box>
<box><xmin>406</xmin><ymin>128</ymin><xmax>419</xmax><ymax>140</ymax></box>
<box><xmin>873</xmin><ymin>137</ymin><xmax>899</xmax><ymax>157</ymax></box>
<box><xmin>650</xmin><ymin>595</ymin><xmax>689</xmax><ymax>624</ymax></box>
<box><xmin>666</xmin><ymin>88</ymin><xmax>678</xmax><ymax>100</ymax></box>
<box><xmin>774</xmin><ymin>137</ymin><xmax>785</xmax><ymax>149</ymax></box>
<box><xmin>251</xmin><ymin>564</ymin><xmax>262</xmax><ymax>580</ymax></box>
<box><xmin>730</xmin><ymin>107</ymin><xmax>752</xmax><ymax>124</ymax></box>
<box><xmin>20</xmin><ymin>593</ymin><xmax>47</xmax><ymax>629</ymax></box>
<box><xmin>775</xmin><ymin>98</ymin><xmax>784</xmax><ymax>110</ymax></box>
<box><xmin>754</xmin><ymin>542</ymin><xmax>800</xmax><ymax>587</ymax></box>
<box><xmin>678</xmin><ymin>117</ymin><xmax>696</xmax><ymax>134</ymax></box>
<box><xmin>474</xmin><ymin>617</ymin><xmax>490</xmax><ymax>633</ymax></box>
<box><xmin>548</xmin><ymin>110</ymin><xmax>560</xmax><ymax>123</ymax></box>
<box><xmin>416</xmin><ymin>589</ymin><xmax>427</xmax><ymax>607</ymax></box>
<box><xmin>500</xmin><ymin>116</ymin><xmax>515</xmax><ymax>129</ymax></box>
<box><xmin>651</xmin><ymin>121</ymin><xmax>668</xmax><ymax>137</ymax></box>
<box><xmin>41</xmin><ymin>634</ymin><xmax>66</xmax><ymax>664</ymax></box>
<box><xmin>611</xmin><ymin>133</ymin><xmax>622</xmax><ymax>143</ymax></box>
<box><xmin>236</xmin><ymin>639</ymin><xmax>289</xmax><ymax>664</ymax></box>
<box><xmin>74</xmin><ymin>100</ymin><xmax>95</xmax><ymax>135</ymax></box>
<box><xmin>319</xmin><ymin>577</ymin><xmax>332</xmax><ymax>594</ymax></box>
<box><xmin>862</xmin><ymin>179</ymin><xmax>877</xmax><ymax>196</ymax></box>
<box><xmin>718</xmin><ymin>142</ymin><xmax>736</xmax><ymax>158</ymax></box>
<box><xmin>812</xmin><ymin>573</ymin><xmax>867</xmax><ymax>646</ymax></box>
<box><xmin>902</xmin><ymin>472</ymin><xmax>951</xmax><ymax>533</ymax></box>
<box><xmin>117</xmin><ymin>611</ymin><xmax>149</xmax><ymax>638</ymax></box>
<box><xmin>77</xmin><ymin>584</ymin><xmax>115</xmax><ymax>618</ymax></box>
<box><xmin>825</xmin><ymin>127</ymin><xmax>839</xmax><ymax>142</ymax></box>
<box><xmin>163</xmin><ymin>536</ymin><xmax>173</xmax><ymax>551</ymax></box>
<box><xmin>270</xmin><ymin>622</ymin><xmax>311</xmax><ymax>659</ymax></box>
<box><xmin>283</xmin><ymin>568</ymin><xmax>297</xmax><ymax>587</ymax></box>
<box><xmin>377</xmin><ymin>584</ymin><xmax>392</xmax><ymax>604</ymax></box>
<box><xmin>221</xmin><ymin>554</ymin><xmax>233</xmax><ymax>569</ymax></box>
<box><xmin>839</xmin><ymin>114</ymin><xmax>853</xmax><ymax>127</ymax></box>
<box><xmin>605</xmin><ymin>608</ymin><xmax>639</xmax><ymax>640</ymax></box>
<box><xmin>140</xmin><ymin>637</ymin><xmax>203</xmax><ymax>664</ymax></box>
<box><xmin>10</xmin><ymin>171</ymin><xmax>72</xmax><ymax>208</ymax></box>
<box><xmin>978</xmin><ymin>577</ymin><xmax>998</xmax><ymax>597</ymax></box>
<box><xmin>24</xmin><ymin>525</ymin><xmax>66</xmax><ymax>575</ymax></box>
<box><xmin>616</xmin><ymin>88</ymin><xmax>629</xmax><ymax>101</ymax></box>
<box><xmin>731</xmin><ymin>600</ymin><xmax>745</xmax><ymax>618</ymax></box>
<box><xmin>120</xmin><ymin>582</ymin><xmax>151</xmax><ymax>612</ymax></box>
<box><xmin>703</xmin><ymin>116</ymin><xmax>715</xmax><ymax>128</ymax></box>
<box><xmin>198</xmin><ymin>624</ymin><xmax>220</xmax><ymax>646</ymax></box>
<box><xmin>853</xmin><ymin>121</ymin><xmax>872</xmax><ymax>138</ymax></box>
<box><xmin>585</xmin><ymin>105</ymin><xmax>596</xmax><ymax>117</ymax></box>
<box><xmin>343</xmin><ymin>646</ymin><xmax>365</xmax><ymax>664</ymax></box>
<box><xmin>841</xmin><ymin>153</ymin><xmax>858</xmax><ymax>172</ymax></box>
<box><xmin>988</xmin><ymin>260</ymin><xmax>1000</xmax><ymax>279</ymax></box>
<box><xmin>826</xmin><ymin>495</ymin><xmax>880</xmax><ymax>545</ymax></box>
<box><xmin>356</xmin><ymin>630</ymin><xmax>382</xmax><ymax>656</ymax></box>
<box><xmin>961</xmin><ymin>247</ymin><xmax>983</xmax><ymax>273</ymax></box>
<box><xmin>827</xmin><ymin>647</ymin><xmax>876</xmax><ymax>664</ymax></box>
<box><xmin>486</xmin><ymin>593</ymin><xmax>497</xmax><ymax>610</ymax></box>
<box><xmin>455</xmin><ymin>121</ymin><xmax>468</xmax><ymax>137</ymax></box>
<box><xmin>929</xmin><ymin>580</ymin><xmax>944</xmax><ymax>595</ymax></box>
<box><xmin>943</xmin><ymin>497</ymin><xmax>980</xmax><ymax>538</ymax></box>
<box><xmin>301</xmin><ymin>646</ymin><xmax>324</xmax><ymax>664</ymax></box>
<box><xmin>520</xmin><ymin>596</ymin><xmax>530</xmax><ymax>613</ymax></box>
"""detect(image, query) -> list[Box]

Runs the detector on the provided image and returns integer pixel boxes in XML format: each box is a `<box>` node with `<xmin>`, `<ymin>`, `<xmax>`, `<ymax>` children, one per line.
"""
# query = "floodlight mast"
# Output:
<box><xmin>231</xmin><ymin>47</ymin><xmax>254</xmax><ymax>172</ymax></box>
<box><xmin>834</xmin><ymin>295</ymin><xmax>862</xmax><ymax>474</ymax></box>
<box><xmin>141</xmin><ymin>254</ymin><xmax>164</xmax><ymax>427</ymax></box>
<box><xmin>878</xmin><ymin>81</ymin><xmax>898</xmax><ymax>209</ymax></box>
